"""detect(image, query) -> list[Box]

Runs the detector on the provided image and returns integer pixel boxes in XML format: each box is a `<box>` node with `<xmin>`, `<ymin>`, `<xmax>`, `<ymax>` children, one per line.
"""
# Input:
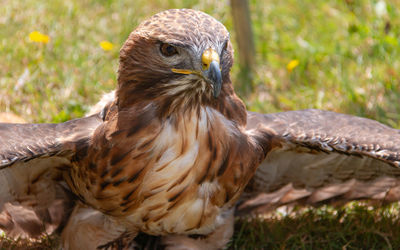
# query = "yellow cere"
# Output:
<box><xmin>201</xmin><ymin>48</ymin><xmax>220</xmax><ymax>70</ymax></box>
<box><xmin>28</xmin><ymin>31</ymin><xmax>50</xmax><ymax>44</ymax></box>
<box><xmin>100</xmin><ymin>40</ymin><xmax>114</xmax><ymax>51</ymax></box>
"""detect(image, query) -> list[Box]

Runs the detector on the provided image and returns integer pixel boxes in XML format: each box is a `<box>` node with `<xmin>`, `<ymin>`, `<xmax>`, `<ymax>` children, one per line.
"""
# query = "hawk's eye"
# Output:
<box><xmin>160</xmin><ymin>43</ymin><xmax>178</xmax><ymax>57</ymax></box>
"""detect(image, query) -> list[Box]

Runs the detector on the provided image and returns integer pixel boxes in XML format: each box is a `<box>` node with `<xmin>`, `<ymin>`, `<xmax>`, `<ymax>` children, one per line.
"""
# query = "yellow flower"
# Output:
<box><xmin>287</xmin><ymin>59</ymin><xmax>299</xmax><ymax>72</ymax></box>
<box><xmin>100</xmin><ymin>40</ymin><xmax>113</xmax><ymax>51</ymax></box>
<box><xmin>29</xmin><ymin>31</ymin><xmax>50</xmax><ymax>44</ymax></box>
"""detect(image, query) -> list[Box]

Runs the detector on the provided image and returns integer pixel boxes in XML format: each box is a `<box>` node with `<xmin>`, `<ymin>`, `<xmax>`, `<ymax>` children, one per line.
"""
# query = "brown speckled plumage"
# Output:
<box><xmin>65</xmin><ymin>10</ymin><xmax>267</xmax><ymax>242</ymax></box>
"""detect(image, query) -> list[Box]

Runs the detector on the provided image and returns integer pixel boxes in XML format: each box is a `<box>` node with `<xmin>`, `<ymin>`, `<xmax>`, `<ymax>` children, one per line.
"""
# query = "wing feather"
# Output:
<box><xmin>0</xmin><ymin>114</ymin><xmax>102</xmax><ymax>168</ymax></box>
<box><xmin>240</xmin><ymin>109</ymin><xmax>400</xmax><ymax>213</ymax></box>
<box><xmin>0</xmin><ymin>114</ymin><xmax>102</xmax><ymax>239</ymax></box>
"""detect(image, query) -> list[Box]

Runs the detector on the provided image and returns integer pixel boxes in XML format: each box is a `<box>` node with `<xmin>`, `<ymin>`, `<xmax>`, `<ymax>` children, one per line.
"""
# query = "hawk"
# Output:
<box><xmin>1</xmin><ymin>9</ymin><xmax>400</xmax><ymax>249</ymax></box>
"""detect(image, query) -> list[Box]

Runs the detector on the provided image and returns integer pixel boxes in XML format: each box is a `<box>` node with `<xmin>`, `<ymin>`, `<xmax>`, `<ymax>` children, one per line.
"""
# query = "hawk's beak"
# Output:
<box><xmin>202</xmin><ymin>48</ymin><xmax>222</xmax><ymax>98</ymax></box>
<box><xmin>171</xmin><ymin>48</ymin><xmax>222</xmax><ymax>98</ymax></box>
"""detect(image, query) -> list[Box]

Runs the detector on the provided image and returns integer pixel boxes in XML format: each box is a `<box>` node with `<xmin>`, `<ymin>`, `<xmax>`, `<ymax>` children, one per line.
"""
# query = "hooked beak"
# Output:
<box><xmin>171</xmin><ymin>48</ymin><xmax>222</xmax><ymax>98</ymax></box>
<box><xmin>201</xmin><ymin>48</ymin><xmax>222</xmax><ymax>98</ymax></box>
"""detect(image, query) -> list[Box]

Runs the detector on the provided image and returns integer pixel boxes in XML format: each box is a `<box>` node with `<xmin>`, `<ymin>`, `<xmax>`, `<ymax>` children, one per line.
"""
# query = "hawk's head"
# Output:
<box><xmin>117</xmin><ymin>9</ymin><xmax>236</xmax><ymax>112</ymax></box>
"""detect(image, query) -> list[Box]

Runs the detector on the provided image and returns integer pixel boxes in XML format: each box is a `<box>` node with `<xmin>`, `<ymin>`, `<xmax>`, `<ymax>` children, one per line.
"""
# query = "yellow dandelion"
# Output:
<box><xmin>287</xmin><ymin>59</ymin><xmax>299</xmax><ymax>72</ymax></box>
<box><xmin>29</xmin><ymin>31</ymin><xmax>50</xmax><ymax>44</ymax></box>
<box><xmin>100</xmin><ymin>40</ymin><xmax>113</xmax><ymax>51</ymax></box>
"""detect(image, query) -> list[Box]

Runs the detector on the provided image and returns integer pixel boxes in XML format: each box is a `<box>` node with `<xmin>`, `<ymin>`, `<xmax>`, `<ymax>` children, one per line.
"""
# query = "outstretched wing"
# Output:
<box><xmin>0</xmin><ymin>114</ymin><xmax>102</xmax><ymax>168</ymax></box>
<box><xmin>0</xmin><ymin>114</ymin><xmax>102</xmax><ymax>239</ymax></box>
<box><xmin>239</xmin><ymin>109</ymin><xmax>400</xmax><ymax>213</ymax></box>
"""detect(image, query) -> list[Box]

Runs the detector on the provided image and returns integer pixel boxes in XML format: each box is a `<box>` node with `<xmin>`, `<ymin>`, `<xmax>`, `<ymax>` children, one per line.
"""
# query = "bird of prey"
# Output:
<box><xmin>1</xmin><ymin>8</ymin><xmax>400</xmax><ymax>249</ymax></box>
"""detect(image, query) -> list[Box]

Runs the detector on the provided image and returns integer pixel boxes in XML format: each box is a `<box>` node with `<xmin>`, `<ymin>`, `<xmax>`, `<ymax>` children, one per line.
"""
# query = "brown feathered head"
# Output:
<box><xmin>116</xmin><ymin>9</ymin><xmax>235</xmax><ymax>111</ymax></box>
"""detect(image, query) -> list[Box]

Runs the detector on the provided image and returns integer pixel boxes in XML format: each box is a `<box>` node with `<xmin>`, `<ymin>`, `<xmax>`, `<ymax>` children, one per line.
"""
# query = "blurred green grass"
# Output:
<box><xmin>1</xmin><ymin>0</ymin><xmax>400</xmax><ymax>249</ymax></box>
<box><xmin>248</xmin><ymin>0</ymin><xmax>400</xmax><ymax>129</ymax></box>
<box><xmin>2</xmin><ymin>0</ymin><xmax>399</xmax><ymax>126</ymax></box>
